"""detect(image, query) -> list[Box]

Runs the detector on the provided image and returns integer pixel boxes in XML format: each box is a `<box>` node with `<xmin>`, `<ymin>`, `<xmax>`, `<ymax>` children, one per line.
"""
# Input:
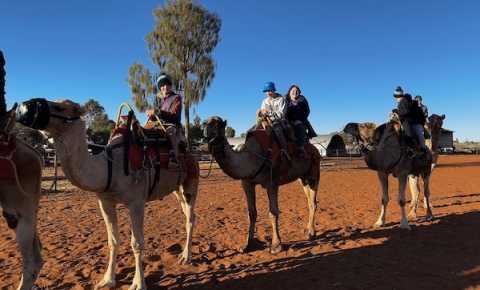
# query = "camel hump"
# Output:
<box><xmin>366</xmin><ymin>123</ymin><xmax>403</xmax><ymax>172</ymax></box>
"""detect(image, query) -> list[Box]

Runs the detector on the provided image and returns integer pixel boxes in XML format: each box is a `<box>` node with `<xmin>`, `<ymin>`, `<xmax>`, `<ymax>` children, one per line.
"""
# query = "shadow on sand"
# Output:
<box><xmin>145</xmin><ymin>210</ymin><xmax>480</xmax><ymax>290</ymax></box>
<box><xmin>436</xmin><ymin>161</ymin><xmax>480</xmax><ymax>168</ymax></box>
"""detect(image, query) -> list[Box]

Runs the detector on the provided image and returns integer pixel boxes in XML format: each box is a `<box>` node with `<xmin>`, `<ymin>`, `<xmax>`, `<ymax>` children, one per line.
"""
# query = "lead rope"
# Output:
<box><xmin>199</xmin><ymin>154</ymin><xmax>215</xmax><ymax>178</ymax></box>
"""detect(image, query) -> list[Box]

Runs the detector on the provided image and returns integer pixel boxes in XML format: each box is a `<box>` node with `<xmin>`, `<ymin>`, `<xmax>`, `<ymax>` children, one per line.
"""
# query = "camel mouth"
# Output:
<box><xmin>16</xmin><ymin>98</ymin><xmax>51</xmax><ymax>130</ymax></box>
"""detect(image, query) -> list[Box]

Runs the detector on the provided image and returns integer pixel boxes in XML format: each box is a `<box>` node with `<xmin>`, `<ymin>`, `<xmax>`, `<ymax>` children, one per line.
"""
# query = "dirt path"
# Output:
<box><xmin>1</xmin><ymin>155</ymin><xmax>480</xmax><ymax>289</ymax></box>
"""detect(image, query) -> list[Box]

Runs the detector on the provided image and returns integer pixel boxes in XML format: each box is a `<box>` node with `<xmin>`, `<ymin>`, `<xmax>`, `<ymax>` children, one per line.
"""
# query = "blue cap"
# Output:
<box><xmin>262</xmin><ymin>81</ymin><xmax>276</xmax><ymax>93</ymax></box>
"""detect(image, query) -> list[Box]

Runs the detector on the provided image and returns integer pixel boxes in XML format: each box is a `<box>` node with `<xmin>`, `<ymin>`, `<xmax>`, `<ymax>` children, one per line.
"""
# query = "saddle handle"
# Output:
<box><xmin>144</xmin><ymin>114</ymin><xmax>167</xmax><ymax>133</ymax></box>
<box><xmin>115</xmin><ymin>102</ymin><xmax>135</xmax><ymax>128</ymax></box>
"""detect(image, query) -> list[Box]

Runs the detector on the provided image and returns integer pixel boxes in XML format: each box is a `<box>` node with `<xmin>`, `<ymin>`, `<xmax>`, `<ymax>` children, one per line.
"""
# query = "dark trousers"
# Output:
<box><xmin>292</xmin><ymin>121</ymin><xmax>307</xmax><ymax>147</ymax></box>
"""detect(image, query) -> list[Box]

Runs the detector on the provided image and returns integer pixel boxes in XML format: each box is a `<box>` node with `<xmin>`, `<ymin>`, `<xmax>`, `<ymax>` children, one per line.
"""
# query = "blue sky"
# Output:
<box><xmin>1</xmin><ymin>0</ymin><xmax>479</xmax><ymax>140</ymax></box>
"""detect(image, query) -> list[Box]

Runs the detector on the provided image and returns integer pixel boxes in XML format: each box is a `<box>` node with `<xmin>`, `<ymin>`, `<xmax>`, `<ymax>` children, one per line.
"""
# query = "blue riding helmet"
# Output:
<box><xmin>262</xmin><ymin>81</ymin><xmax>276</xmax><ymax>93</ymax></box>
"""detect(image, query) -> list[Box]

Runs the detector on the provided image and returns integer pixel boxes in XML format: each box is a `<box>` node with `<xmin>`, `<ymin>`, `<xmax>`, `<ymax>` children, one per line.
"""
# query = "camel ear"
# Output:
<box><xmin>343</xmin><ymin>122</ymin><xmax>359</xmax><ymax>136</ymax></box>
<box><xmin>222</xmin><ymin>120</ymin><xmax>227</xmax><ymax>127</ymax></box>
<box><xmin>441</xmin><ymin>114</ymin><xmax>445</xmax><ymax>120</ymax></box>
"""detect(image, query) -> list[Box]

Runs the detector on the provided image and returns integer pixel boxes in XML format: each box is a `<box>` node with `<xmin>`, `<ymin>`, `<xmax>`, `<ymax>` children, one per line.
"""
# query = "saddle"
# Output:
<box><xmin>110</xmin><ymin>113</ymin><xmax>171</xmax><ymax>172</ymax></box>
<box><xmin>247</xmin><ymin>128</ymin><xmax>319</xmax><ymax>183</ymax></box>
<box><xmin>103</xmin><ymin>105</ymin><xmax>198</xmax><ymax>193</ymax></box>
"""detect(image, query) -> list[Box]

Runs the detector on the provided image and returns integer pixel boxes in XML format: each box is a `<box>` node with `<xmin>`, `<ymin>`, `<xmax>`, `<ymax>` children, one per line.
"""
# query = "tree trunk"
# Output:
<box><xmin>184</xmin><ymin>100</ymin><xmax>190</xmax><ymax>150</ymax></box>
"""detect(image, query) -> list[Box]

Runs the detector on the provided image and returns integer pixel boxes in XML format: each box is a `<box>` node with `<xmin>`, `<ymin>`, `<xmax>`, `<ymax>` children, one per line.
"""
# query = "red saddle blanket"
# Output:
<box><xmin>249</xmin><ymin>129</ymin><xmax>319</xmax><ymax>182</ymax></box>
<box><xmin>110</xmin><ymin>125</ymin><xmax>171</xmax><ymax>171</ymax></box>
<box><xmin>0</xmin><ymin>137</ymin><xmax>17</xmax><ymax>181</ymax></box>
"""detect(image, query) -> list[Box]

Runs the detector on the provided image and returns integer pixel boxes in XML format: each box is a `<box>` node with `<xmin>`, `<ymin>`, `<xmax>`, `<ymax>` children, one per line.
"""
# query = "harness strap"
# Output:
<box><xmin>149</xmin><ymin>146</ymin><xmax>161</xmax><ymax>196</ymax></box>
<box><xmin>123</xmin><ymin>111</ymin><xmax>134</xmax><ymax>176</ymax></box>
<box><xmin>104</xmin><ymin>142</ymin><xmax>123</xmax><ymax>192</ymax></box>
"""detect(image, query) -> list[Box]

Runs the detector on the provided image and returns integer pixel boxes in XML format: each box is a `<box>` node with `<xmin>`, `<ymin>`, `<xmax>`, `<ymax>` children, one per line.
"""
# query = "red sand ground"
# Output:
<box><xmin>1</xmin><ymin>155</ymin><xmax>480</xmax><ymax>290</ymax></box>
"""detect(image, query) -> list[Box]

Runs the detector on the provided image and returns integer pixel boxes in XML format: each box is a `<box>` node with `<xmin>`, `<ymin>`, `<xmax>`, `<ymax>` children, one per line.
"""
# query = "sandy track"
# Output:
<box><xmin>1</xmin><ymin>155</ymin><xmax>480</xmax><ymax>289</ymax></box>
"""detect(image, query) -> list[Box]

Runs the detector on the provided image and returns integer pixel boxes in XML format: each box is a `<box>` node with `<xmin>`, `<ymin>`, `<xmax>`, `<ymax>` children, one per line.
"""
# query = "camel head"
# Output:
<box><xmin>343</xmin><ymin>122</ymin><xmax>377</xmax><ymax>145</ymax></box>
<box><xmin>16</xmin><ymin>98</ymin><xmax>85</xmax><ymax>137</ymax></box>
<box><xmin>203</xmin><ymin>116</ymin><xmax>227</xmax><ymax>154</ymax></box>
<box><xmin>428</xmin><ymin>114</ymin><xmax>445</xmax><ymax>132</ymax></box>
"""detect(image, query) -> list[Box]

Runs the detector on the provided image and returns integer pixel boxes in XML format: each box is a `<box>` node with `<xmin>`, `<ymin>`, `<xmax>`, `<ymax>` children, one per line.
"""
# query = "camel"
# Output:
<box><xmin>0</xmin><ymin>51</ymin><xmax>43</xmax><ymax>290</ymax></box>
<box><xmin>343</xmin><ymin>117</ymin><xmax>433</xmax><ymax>230</ymax></box>
<box><xmin>426</xmin><ymin>114</ymin><xmax>445</xmax><ymax>169</ymax></box>
<box><xmin>16</xmin><ymin>98</ymin><xmax>199</xmax><ymax>290</ymax></box>
<box><xmin>408</xmin><ymin>113</ymin><xmax>445</xmax><ymax>218</ymax></box>
<box><xmin>203</xmin><ymin>116</ymin><xmax>320</xmax><ymax>254</ymax></box>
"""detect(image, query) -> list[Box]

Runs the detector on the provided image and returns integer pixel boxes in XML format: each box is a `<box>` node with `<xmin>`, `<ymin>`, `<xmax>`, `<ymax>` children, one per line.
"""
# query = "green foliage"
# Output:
<box><xmin>127</xmin><ymin>63</ymin><xmax>155</xmax><ymax>112</ymax></box>
<box><xmin>225</xmin><ymin>126</ymin><xmax>235</xmax><ymax>138</ymax></box>
<box><xmin>189</xmin><ymin>115</ymin><xmax>204</xmax><ymax>143</ymax></box>
<box><xmin>82</xmin><ymin>99</ymin><xmax>115</xmax><ymax>145</ymax></box>
<box><xmin>128</xmin><ymin>0</ymin><xmax>221</xmax><ymax>147</ymax></box>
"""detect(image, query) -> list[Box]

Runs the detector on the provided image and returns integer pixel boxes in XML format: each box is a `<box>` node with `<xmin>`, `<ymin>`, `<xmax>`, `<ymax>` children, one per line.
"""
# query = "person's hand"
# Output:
<box><xmin>146</xmin><ymin>109</ymin><xmax>154</xmax><ymax>117</ymax></box>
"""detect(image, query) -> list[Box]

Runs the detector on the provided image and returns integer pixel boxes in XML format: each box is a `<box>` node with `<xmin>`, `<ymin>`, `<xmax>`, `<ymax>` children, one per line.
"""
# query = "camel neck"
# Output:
<box><xmin>54</xmin><ymin>121</ymin><xmax>107</xmax><ymax>192</ymax></box>
<box><xmin>213</xmin><ymin>137</ymin><xmax>266</xmax><ymax>180</ymax></box>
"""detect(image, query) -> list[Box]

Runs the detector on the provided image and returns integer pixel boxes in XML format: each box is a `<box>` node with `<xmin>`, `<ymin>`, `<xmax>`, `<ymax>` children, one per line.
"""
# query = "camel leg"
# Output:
<box><xmin>398</xmin><ymin>174</ymin><xmax>411</xmax><ymax>230</ymax></box>
<box><xmin>95</xmin><ymin>199</ymin><xmax>119</xmax><ymax>290</ymax></box>
<box><xmin>374</xmin><ymin>172</ymin><xmax>389</xmax><ymax>228</ymax></box>
<box><xmin>266</xmin><ymin>184</ymin><xmax>282</xmax><ymax>254</ymax></box>
<box><xmin>301</xmin><ymin>178</ymin><xmax>318</xmax><ymax>240</ymax></box>
<box><xmin>241</xmin><ymin>180</ymin><xmax>259</xmax><ymax>253</ymax></box>
<box><xmin>174</xmin><ymin>183</ymin><xmax>197</xmax><ymax>264</ymax></box>
<box><xmin>422</xmin><ymin>173</ymin><xmax>434</xmax><ymax>221</ymax></box>
<box><xmin>128</xmin><ymin>202</ymin><xmax>146</xmax><ymax>290</ymax></box>
<box><xmin>15</xmin><ymin>204</ymin><xmax>43</xmax><ymax>290</ymax></box>
<box><xmin>408</xmin><ymin>175</ymin><xmax>420</xmax><ymax>219</ymax></box>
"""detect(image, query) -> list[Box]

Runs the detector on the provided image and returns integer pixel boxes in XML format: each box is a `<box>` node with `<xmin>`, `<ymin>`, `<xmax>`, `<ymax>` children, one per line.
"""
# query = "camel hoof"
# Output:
<box><xmin>307</xmin><ymin>232</ymin><xmax>316</xmax><ymax>241</ymax></box>
<box><xmin>241</xmin><ymin>238</ymin><xmax>263</xmax><ymax>253</ymax></box>
<box><xmin>177</xmin><ymin>254</ymin><xmax>191</xmax><ymax>265</ymax></box>
<box><xmin>425</xmin><ymin>214</ymin><xmax>434</xmax><ymax>222</ymax></box>
<box><xmin>95</xmin><ymin>279</ymin><xmax>116</xmax><ymax>290</ymax></box>
<box><xmin>399</xmin><ymin>223</ymin><xmax>411</xmax><ymax>230</ymax></box>
<box><xmin>270</xmin><ymin>244</ymin><xmax>283</xmax><ymax>254</ymax></box>
<box><xmin>373</xmin><ymin>220</ymin><xmax>385</xmax><ymax>228</ymax></box>
<box><xmin>129</xmin><ymin>284</ymin><xmax>146</xmax><ymax>290</ymax></box>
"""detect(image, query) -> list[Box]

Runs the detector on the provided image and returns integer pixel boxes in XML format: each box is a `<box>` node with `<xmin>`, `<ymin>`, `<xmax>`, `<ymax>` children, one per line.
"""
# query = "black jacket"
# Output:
<box><xmin>286</xmin><ymin>95</ymin><xmax>310</xmax><ymax>123</ymax></box>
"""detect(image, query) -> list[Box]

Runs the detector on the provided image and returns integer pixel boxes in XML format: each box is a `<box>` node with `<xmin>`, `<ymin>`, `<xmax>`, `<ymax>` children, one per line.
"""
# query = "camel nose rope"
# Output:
<box><xmin>199</xmin><ymin>154</ymin><xmax>214</xmax><ymax>178</ymax></box>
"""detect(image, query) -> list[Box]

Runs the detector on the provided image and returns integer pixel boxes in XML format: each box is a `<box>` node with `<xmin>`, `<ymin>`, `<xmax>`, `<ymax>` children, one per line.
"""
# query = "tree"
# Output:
<box><xmin>189</xmin><ymin>115</ymin><xmax>204</xmax><ymax>144</ymax></box>
<box><xmin>128</xmin><ymin>0</ymin><xmax>221</xmax><ymax>149</ymax></box>
<box><xmin>225</xmin><ymin>126</ymin><xmax>235</xmax><ymax>138</ymax></box>
<box><xmin>82</xmin><ymin>99</ymin><xmax>115</xmax><ymax>145</ymax></box>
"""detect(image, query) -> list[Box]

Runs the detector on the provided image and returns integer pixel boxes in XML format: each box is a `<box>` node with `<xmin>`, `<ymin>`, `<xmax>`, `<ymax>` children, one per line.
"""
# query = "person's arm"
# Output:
<box><xmin>159</xmin><ymin>95</ymin><xmax>182</xmax><ymax>124</ymax></box>
<box><xmin>277</xmin><ymin>96</ymin><xmax>287</xmax><ymax>119</ymax></box>
<box><xmin>397</xmin><ymin>99</ymin><xmax>410</xmax><ymax>120</ymax></box>
<box><xmin>302</xmin><ymin>97</ymin><xmax>310</xmax><ymax>119</ymax></box>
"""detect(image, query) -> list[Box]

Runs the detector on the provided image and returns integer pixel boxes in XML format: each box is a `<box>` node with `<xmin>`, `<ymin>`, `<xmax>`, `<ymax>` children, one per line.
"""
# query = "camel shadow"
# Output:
<box><xmin>436</xmin><ymin>161</ymin><xmax>480</xmax><ymax>168</ymax></box>
<box><xmin>147</xmin><ymin>211</ymin><xmax>480</xmax><ymax>290</ymax></box>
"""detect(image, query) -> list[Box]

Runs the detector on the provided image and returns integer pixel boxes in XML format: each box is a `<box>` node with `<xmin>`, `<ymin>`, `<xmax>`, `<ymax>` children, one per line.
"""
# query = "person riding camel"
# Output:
<box><xmin>145</xmin><ymin>73</ymin><xmax>186</xmax><ymax>162</ymax></box>
<box><xmin>285</xmin><ymin>84</ymin><xmax>317</xmax><ymax>158</ymax></box>
<box><xmin>392</xmin><ymin>86</ymin><xmax>427</xmax><ymax>154</ymax></box>
<box><xmin>258</xmin><ymin>81</ymin><xmax>290</xmax><ymax>161</ymax></box>
<box><xmin>415</xmin><ymin>95</ymin><xmax>431</xmax><ymax>139</ymax></box>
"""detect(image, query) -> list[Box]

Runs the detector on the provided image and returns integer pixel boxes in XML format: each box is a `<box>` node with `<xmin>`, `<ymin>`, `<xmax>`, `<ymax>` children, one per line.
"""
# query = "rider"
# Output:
<box><xmin>285</xmin><ymin>84</ymin><xmax>317</xmax><ymax>157</ymax></box>
<box><xmin>258</xmin><ymin>81</ymin><xmax>290</xmax><ymax>160</ymax></box>
<box><xmin>392</xmin><ymin>86</ymin><xmax>426</xmax><ymax>152</ymax></box>
<box><xmin>145</xmin><ymin>73</ymin><xmax>185</xmax><ymax>161</ymax></box>
<box><xmin>415</xmin><ymin>95</ymin><xmax>430</xmax><ymax>138</ymax></box>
